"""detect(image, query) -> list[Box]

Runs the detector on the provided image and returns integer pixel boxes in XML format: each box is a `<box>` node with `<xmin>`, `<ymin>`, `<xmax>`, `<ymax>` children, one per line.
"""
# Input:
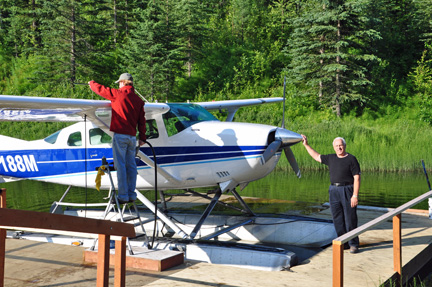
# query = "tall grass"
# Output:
<box><xmin>276</xmin><ymin>114</ymin><xmax>432</xmax><ymax>172</ymax></box>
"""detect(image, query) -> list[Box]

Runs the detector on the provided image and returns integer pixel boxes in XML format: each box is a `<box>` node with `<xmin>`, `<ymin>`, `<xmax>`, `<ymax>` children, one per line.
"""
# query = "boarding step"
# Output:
<box><xmin>89</xmin><ymin>157</ymin><xmax>150</xmax><ymax>254</ymax></box>
<box><xmin>84</xmin><ymin>246</ymin><xmax>184</xmax><ymax>272</ymax></box>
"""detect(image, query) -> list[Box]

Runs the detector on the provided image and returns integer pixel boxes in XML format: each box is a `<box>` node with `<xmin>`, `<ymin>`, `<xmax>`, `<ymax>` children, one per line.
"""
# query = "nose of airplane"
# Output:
<box><xmin>261</xmin><ymin>127</ymin><xmax>302</xmax><ymax>178</ymax></box>
<box><xmin>274</xmin><ymin>128</ymin><xmax>303</xmax><ymax>147</ymax></box>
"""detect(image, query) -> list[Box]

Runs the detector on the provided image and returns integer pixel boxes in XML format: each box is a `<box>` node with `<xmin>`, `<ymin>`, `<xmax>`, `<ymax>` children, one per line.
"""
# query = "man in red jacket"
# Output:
<box><xmin>89</xmin><ymin>73</ymin><xmax>146</xmax><ymax>204</ymax></box>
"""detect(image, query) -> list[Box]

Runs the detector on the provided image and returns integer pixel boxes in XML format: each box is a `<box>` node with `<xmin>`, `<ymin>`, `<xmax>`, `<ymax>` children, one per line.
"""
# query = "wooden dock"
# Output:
<box><xmin>2</xmin><ymin>206</ymin><xmax>432</xmax><ymax>286</ymax></box>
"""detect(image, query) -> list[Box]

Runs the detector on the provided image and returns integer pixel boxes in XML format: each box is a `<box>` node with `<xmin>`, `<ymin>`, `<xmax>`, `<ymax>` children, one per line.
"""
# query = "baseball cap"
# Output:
<box><xmin>115</xmin><ymin>73</ymin><xmax>133</xmax><ymax>83</ymax></box>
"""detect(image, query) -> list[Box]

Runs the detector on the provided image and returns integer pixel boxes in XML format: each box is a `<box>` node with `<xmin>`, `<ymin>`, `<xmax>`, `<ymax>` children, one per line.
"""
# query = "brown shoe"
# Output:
<box><xmin>350</xmin><ymin>246</ymin><xmax>359</xmax><ymax>254</ymax></box>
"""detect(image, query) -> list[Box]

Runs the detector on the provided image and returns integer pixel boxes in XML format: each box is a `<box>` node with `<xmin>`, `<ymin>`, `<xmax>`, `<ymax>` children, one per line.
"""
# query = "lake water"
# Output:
<box><xmin>1</xmin><ymin>169</ymin><xmax>430</xmax><ymax>213</ymax></box>
<box><xmin>244</xmin><ymin>169</ymin><xmax>431</xmax><ymax>212</ymax></box>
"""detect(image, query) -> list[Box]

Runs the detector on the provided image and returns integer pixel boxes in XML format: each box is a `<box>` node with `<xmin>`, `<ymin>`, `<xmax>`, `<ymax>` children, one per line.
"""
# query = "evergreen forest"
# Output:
<box><xmin>1</xmin><ymin>0</ymin><xmax>432</xmax><ymax>172</ymax></box>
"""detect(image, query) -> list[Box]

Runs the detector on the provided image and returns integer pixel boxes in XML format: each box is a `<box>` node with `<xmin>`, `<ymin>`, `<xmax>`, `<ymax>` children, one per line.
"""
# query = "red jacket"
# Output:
<box><xmin>89</xmin><ymin>81</ymin><xmax>146</xmax><ymax>141</ymax></box>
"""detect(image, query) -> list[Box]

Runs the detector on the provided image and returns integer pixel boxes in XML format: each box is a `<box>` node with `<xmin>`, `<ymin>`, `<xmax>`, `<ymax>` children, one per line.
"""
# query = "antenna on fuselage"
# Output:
<box><xmin>135</xmin><ymin>88</ymin><xmax>149</xmax><ymax>103</ymax></box>
<box><xmin>282</xmin><ymin>76</ymin><xmax>286</xmax><ymax>129</ymax></box>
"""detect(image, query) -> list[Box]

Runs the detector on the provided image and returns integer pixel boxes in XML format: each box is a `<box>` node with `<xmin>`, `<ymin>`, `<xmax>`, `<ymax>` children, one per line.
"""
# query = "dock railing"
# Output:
<box><xmin>332</xmin><ymin>189</ymin><xmax>432</xmax><ymax>287</ymax></box>
<box><xmin>0</xmin><ymin>188</ymin><xmax>136</xmax><ymax>287</ymax></box>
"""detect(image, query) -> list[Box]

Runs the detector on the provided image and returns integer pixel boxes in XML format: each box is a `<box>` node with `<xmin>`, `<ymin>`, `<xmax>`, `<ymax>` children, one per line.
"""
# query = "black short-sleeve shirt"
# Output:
<box><xmin>321</xmin><ymin>154</ymin><xmax>361</xmax><ymax>184</ymax></box>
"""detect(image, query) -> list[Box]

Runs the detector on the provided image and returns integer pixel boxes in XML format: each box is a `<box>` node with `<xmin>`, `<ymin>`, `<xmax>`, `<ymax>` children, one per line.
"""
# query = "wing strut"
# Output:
<box><xmin>136</xmin><ymin>150</ymin><xmax>182</xmax><ymax>184</ymax></box>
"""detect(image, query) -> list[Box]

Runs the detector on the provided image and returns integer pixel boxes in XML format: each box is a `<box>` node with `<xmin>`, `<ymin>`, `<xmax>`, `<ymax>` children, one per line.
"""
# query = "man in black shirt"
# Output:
<box><xmin>301</xmin><ymin>135</ymin><xmax>360</xmax><ymax>253</ymax></box>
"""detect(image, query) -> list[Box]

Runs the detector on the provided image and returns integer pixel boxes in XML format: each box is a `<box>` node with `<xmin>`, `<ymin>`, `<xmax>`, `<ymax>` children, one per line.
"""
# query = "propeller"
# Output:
<box><xmin>260</xmin><ymin>128</ymin><xmax>302</xmax><ymax>177</ymax></box>
<box><xmin>260</xmin><ymin>76</ymin><xmax>302</xmax><ymax>178</ymax></box>
<box><xmin>260</xmin><ymin>140</ymin><xmax>282</xmax><ymax>164</ymax></box>
<box><xmin>284</xmin><ymin>146</ymin><xmax>301</xmax><ymax>178</ymax></box>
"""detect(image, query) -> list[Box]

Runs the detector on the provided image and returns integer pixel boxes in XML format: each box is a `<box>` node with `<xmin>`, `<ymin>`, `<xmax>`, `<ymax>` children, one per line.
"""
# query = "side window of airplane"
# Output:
<box><xmin>89</xmin><ymin>128</ymin><xmax>112</xmax><ymax>145</ymax></box>
<box><xmin>146</xmin><ymin>119</ymin><xmax>159</xmax><ymax>139</ymax></box>
<box><xmin>67</xmin><ymin>132</ymin><xmax>82</xmax><ymax>146</ymax></box>
<box><xmin>44</xmin><ymin>130</ymin><xmax>61</xmax><ymax>144</ymax></box>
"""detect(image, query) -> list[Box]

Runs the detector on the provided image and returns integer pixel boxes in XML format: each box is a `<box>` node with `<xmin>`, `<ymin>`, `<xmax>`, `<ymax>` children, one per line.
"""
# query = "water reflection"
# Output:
<box><xmin>1</xmin><ymin>170</ymin><xmax>430</xmax><ymax>212</ymax></box>
<box><xmin>244</xmin><ymin>170</ymin><xmax>430</xmax><ymax>211</ymax></box>
<box><xmin>2</xmin><ymin>180</ymin><xmax>108</xmax><ymax>212</ymax></box>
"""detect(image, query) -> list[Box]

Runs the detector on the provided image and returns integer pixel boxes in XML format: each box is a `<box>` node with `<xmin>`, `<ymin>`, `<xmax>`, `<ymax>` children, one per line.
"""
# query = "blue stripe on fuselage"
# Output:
<box><xmin>0</xmin><ymin>146</ymin><xmax>266</xmax><ymax>178</ymax></box>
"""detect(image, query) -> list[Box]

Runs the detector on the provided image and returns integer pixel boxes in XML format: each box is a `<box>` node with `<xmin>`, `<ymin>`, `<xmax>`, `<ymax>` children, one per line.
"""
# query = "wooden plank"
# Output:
<box><xmin>0</xmin><ymin>227</ymin><xmax>99</xmax><ymax>239</ymax></box>
<box><xmin>0</xmin><ymin>208</ymin><xmax>135</xmax><ymax>238</ymax></box>
<box><xmin>0</xmin><ymin>229</ymin><xmax>5</xmax><ymax>287</ymax></box>
<box><xmin>332</xmin><ymin>241</ymin><xmax>344</xmax><ymax>287</ymax></box>
<box><xmin>114</xmin><ymin>237</ymin><xmax>126</xmax><ymax>287</ymax></box>
<box><xmin>393</xmin><ymin>214</ymin><xmax>402</xmax><ymax>279</ymax></box>
<box><xmin>97</xmin><ymin>234</ymin><xmax>110</xmax><ymax>287</ymax></box>
<box><xmin>0</xmin><ymin>226</ymin><xmax>129</xmax><ymax>241</ymax></box>
<box><xmin>0</xmin><ymin>189</ymin><xmax>5</xmax><ymax>208</ymax></box>
<box><xmin>83</xmin><ymin>248</ymin><xmax>184</xmax><ymax>272</ymax></box>
<box><xmin>335</xmin><ymin>190</ymin><xmax>432</xmax><ymax>244</ymax></box>
<box><xmin>330</xmin><ymin>190</ymin><xmax>432</xmax><ymax>287</ymax></box>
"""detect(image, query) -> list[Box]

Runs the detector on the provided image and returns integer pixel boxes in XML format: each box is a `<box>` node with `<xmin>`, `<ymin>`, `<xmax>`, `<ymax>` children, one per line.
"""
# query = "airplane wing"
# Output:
<box><xmin>0</xmin><ymin>95</ymin><xmax>169</xmax><ymax>124</ymax></box>
<box><xmin>0</xmin><ymin>95</ymin><xmax>115</xmax><ymax>125</ymax></box>
<box><xmin>197</xmin><ymin>98</ymin><xmax>283</xmax><ymax>121</ymax></box>
<box><xmin>0</xmin><ymin>95</ymin><xmax>282</xmax><ymax>123</ymax></box>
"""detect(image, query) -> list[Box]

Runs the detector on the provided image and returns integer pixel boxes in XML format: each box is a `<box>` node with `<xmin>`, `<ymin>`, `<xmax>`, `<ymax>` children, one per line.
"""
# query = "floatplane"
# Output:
<box><xmin>0</xmin><ymin>92</ymin><xmax>336</xmax><ymax>270</ymax></box>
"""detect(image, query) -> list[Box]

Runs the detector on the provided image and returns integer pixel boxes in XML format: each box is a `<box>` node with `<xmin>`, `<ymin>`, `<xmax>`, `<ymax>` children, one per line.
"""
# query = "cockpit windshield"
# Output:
<box><xmin>163</xmin><ymin>103</ymin><xmax>219</xmax><ymax>136</ymax></box>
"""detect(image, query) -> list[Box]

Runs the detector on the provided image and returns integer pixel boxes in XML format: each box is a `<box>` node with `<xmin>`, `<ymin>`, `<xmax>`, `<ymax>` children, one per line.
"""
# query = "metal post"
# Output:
<box><xmin>429</xmin><ymin>198</ymin><xmax>432</xmax><ymax>219</ymax></box>
<box><xmin>190</xmin><ymin>189</ymin><xmax>222</xmax><ymax>239</ymax></box>
<box><xmin>51</xmin><ymin>185</ymin><xmax>72</xmax><ymax>213</ymax></box>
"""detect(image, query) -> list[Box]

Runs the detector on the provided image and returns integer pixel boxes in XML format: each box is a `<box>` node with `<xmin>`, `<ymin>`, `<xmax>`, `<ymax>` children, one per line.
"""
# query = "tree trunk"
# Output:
<box><xmin>188</xmin><ymin>36</ymin><xmax>192</xmax><ymax>78</ymax></box>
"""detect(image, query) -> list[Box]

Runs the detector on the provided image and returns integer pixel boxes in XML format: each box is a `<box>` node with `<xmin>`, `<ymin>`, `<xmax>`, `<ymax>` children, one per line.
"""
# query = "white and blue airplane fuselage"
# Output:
<box><xmin>0</xmin><ymin>96</ymin><xmax>302</xmax><ymax>193</ymax></box>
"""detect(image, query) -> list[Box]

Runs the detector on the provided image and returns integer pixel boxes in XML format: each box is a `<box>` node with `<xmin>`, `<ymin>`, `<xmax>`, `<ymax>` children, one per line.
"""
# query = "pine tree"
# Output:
<box><xmin>176</xmin><ymin>0</ymin><xmax>209</xmax><ymax>79</ymax></box>
<box><xmin>286</xmin><ymin>0</ymin><xmax>380</xmax><ymax>116</ymax></box>
<box><xmin>370</xmin><ymin>0</ymin><xmax>429</xmax><ymax>84</ymax></box>
<box><xmin>0</xmin><ymin>0</ymin><xmax>42</xmax><ymax>57</ymax></box>
<box><xmin>122</xmin><ymin>0</ymin><xmax>183</xmax><ymax>102</ymax></box>
<box><xmin>39</xmin><ymin>0</ymin><xmax>113</xmax><ymax>87</ymax></box>
<box><xmin>416</xmin><ymin>0</ymin><xmax>432</xmax><ymax>43</ymax></box>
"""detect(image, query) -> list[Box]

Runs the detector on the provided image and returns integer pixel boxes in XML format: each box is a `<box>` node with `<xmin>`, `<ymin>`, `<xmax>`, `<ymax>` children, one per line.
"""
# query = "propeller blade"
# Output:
<box><xmin>284</xmin><ymin>147</ymin><xmax>301</xmax><ymax>178</ymax></box>
<box><xmin>260</xmin><ymin>140</ymin><xmax>282</xmax><ymax>165</ymax></box>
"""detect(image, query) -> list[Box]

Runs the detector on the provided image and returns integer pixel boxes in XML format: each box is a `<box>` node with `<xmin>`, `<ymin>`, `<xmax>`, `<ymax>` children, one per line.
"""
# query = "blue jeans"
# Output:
<box><xmin>112</xmin><ymin>133</ymin><xmax>137</xmax><ymax>201</ymax></box>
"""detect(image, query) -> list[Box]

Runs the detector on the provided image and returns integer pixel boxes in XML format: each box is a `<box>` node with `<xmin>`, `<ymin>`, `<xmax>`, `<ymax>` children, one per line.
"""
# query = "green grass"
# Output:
<box><xmin>382</xmin><ymin>274</ymin><xmax>432</xmax><ymax>287</ymax></box>
<box><xmin>289</xmin><ymin>116</ymin><xmax>432</xmax><ymax>172</ymax></box>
